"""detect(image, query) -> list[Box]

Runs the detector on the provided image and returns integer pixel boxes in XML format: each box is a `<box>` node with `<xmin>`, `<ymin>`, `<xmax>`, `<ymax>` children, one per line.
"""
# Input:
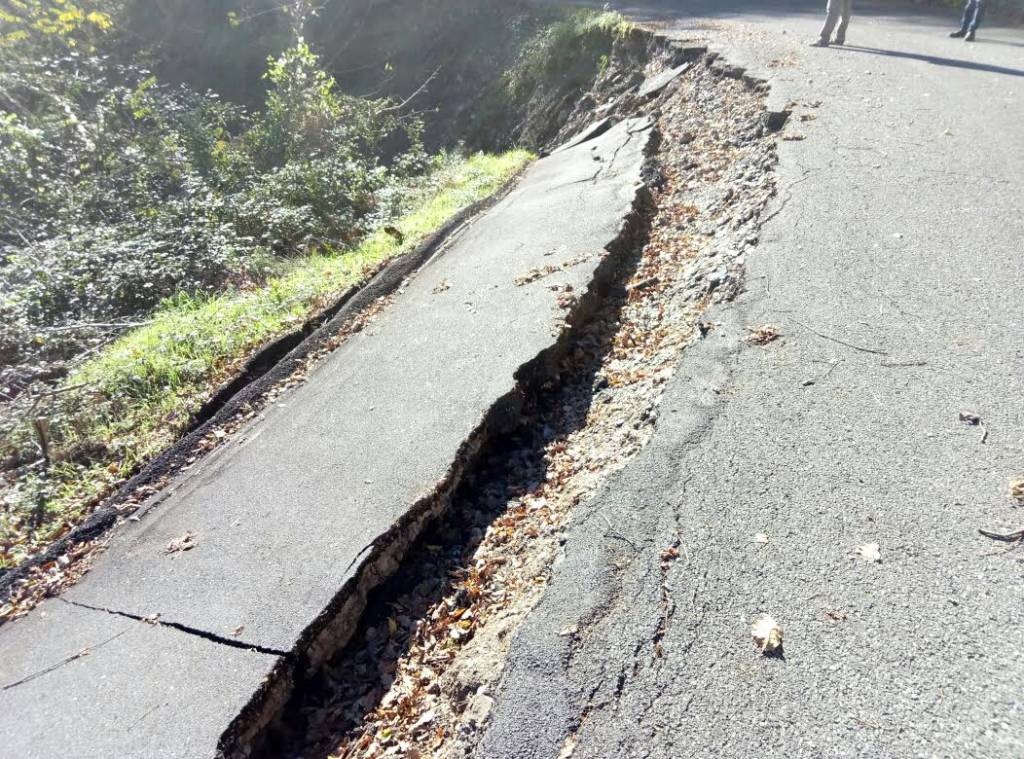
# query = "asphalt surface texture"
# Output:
<box><xmin>479</xmin><ymin>2</ymin><xmax>1024</xmax><ymax>758</ymax></box>
<box><xmin>0</xmin><ymin>120</ymin><xmax>653</xmax><ymax>758</ymax></box>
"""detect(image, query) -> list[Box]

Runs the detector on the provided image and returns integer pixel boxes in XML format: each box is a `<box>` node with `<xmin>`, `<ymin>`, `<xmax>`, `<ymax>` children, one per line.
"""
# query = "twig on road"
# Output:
<box><xmin>793</xmin><ymin>320</ymin><xmax>889</xmax><ymax>356</ymax></box>
<box><xmin>978</xmin><ymin>528</ymin><xmax>1024</xmax><ymax>543</ymax></box>
<box><xmin>601</xmin><ymin>513</ymin><xmax>638</xmax><ymax>551</ymax></box>
<box><xmin>880</xmin><ymin>360</ymin><xmax>927</xmax><ymax>368</ymax></box>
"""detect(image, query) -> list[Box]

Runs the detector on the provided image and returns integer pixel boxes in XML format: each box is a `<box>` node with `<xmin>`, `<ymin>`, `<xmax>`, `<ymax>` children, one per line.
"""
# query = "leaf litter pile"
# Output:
<box><xmin>277</xmin><ymin>61</ymin><xmax>777</xmax><ymax>759</ymax></box>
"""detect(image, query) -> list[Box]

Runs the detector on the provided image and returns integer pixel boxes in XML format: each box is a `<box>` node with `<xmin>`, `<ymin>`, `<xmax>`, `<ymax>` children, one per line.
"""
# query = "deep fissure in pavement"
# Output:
<box><xmin>0</xmin><ymin>28</ymin><xmax>687</xmax><ymax>624</ymax></box>
<box><xmin>262</xmin><ymin>180</ymin><xmax>656</xmax><ymax>759</ymax></box>
<box><xmin>215</xmin><ymin>127</ymin><xmax>660</xmax><ymax>758</ymax></box>
<box><xmin>246</xmin><ymin>50</ymin><xmax>779</xmax><ymax>758</ymax></box>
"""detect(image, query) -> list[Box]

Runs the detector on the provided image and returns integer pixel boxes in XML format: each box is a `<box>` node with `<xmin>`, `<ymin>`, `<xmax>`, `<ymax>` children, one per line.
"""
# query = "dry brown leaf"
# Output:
<box><xmin>748</xmin><ymin>324</ymin><xmax>781</xmax><ymax>345</ymax></box>
<box><xmin>751</xmin><ymin>614</ymin><xmax>783</xmax><ymax>654</ymax></box>
<box><xmin>1009</xmin><ymin>477</ymin><xmax>1024</xmax><ymax>503</ymax></box>
<box><xmin>660</xmin><ymin>546</ymin><xmax>680</xmax><ymax>562</ymax></box>
<box><xmin>163</xmin><ymin>531</ymin><xmax>197</xmax><ymax>554</ymax></box>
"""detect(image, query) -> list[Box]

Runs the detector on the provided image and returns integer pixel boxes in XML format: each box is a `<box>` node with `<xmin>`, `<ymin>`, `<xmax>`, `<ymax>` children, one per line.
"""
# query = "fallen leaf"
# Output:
<box><xmin>748</xmin><ymin>324</ymin><xmax>781</xmax><ymax>345</ymax></box>
<box><xmin>163</xmin><ymin>531</ymin><xmax>197</xmax><ymax>554</ymax></box>
<box><xmin>857</xmin><ymin>542</ymin><xmax>882</xmax><ymax>563</ymax></box>
<box><xmin>751</xmin><ymin>614</ymin><xmax>783</xmax><ymax>654</ymax></box>
<box><xmin>1010</xmin><ymin>477</ymin><xmax>1024</xmax><ymax>503</ymax></box>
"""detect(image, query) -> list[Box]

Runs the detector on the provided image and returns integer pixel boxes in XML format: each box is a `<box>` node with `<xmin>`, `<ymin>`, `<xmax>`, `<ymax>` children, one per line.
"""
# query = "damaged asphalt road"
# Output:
<box><xmin>0</xmin><ymin>119</ymin><xmax>654</xmax><ymax>758</ymax></box>
<box><xmin>478</xmin><ymin>2</ymin><xmax>1024</xmax><ymax>758</ymax></box>
<box><xmin>2</xmin><ymin>1</ymin><xmax>1022</xmax><ymax>756</ymax></box>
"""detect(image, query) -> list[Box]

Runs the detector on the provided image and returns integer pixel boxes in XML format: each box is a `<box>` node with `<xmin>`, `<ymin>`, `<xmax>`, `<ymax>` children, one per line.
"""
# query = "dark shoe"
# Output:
<box><xmin>965</xmin><ymin>30</ymin><xmax>976</xmax><ymax>41</ymax></box>
<box><xmin>833</xmin><ymin>37</ymin><xmax>845</xmax><ymax>45</ymax></box>
<box><xmin>810</xmin><ymin>38</ymin><xmax>829</xmax><ymax>47</ymax></box>
<box><xmin>949</xmin><ymin>28</ymin><xmax>966</xmax><ymax>37</ymax></box>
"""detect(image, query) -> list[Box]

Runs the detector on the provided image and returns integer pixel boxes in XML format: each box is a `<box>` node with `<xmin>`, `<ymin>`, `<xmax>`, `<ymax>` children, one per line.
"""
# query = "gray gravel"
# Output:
<box><xmin>478</xmin><ymin>2</ymin><xmax>1024</xmax><ymax>758</ymax></box>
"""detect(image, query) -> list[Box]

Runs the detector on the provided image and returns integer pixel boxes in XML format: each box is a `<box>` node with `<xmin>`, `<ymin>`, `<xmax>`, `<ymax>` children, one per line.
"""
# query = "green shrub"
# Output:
<box><xmin>0</xmin><ymin>37</ymin><xmax>427</xmax><ymax>386</ymax></box>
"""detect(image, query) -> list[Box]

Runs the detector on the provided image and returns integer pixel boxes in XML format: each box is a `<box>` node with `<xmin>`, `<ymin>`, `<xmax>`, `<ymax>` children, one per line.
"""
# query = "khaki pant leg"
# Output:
<box><xmin>819</xmin><ymin>0</ymin><xmax>842</xmax><ymax>40</ymax></box>
<box><xmin>836</xmin><ymin>0</ymin><xmax>853</xmax><ymax>39</ymax></box>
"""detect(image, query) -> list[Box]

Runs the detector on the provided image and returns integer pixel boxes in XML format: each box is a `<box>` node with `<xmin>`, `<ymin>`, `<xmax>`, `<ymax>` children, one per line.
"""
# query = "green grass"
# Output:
<box><xmin>0</xmin><ymin>149</ymin><xmax>532</xmax><ymax>569</ymax></box>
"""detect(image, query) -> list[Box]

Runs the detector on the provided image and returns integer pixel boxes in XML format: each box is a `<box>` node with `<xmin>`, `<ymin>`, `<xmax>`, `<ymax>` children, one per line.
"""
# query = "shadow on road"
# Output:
<box><xmin>973</xmin><ymin>36</ymin><xmax>1024</xmax><ymax>50</ymax></box>
<box><xmin>839</xmin><ymin>43</ymin><xmax>1024</xmax><ymax>78</ymax></box>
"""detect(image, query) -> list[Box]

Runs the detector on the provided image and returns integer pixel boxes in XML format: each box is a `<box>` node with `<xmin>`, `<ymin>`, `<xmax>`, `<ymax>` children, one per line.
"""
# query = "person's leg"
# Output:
<box><xmin>966</xmin><ymin>0</ymin><xmax>982</xmax><ymax>38</ymax></box>
<box><xmin>816</xmin><ymin>0</ymin><xmax>841</xmax><ymax>44</ymax></box>
<box><xmin>834</xmin><ymin>0</ymin><xmax>853</xmax><ymax>43</ymax></box>
<box><xmin>950</xmin><ymin>0</ymin><xmax>972</xmax><ymax>35</ymax></box>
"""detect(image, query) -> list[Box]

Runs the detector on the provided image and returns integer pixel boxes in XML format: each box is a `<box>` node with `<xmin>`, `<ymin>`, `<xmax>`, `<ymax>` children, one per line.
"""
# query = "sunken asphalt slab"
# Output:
<box><xmin>479</xmin><ymin>2</ymin><xmax>1024</xmax><ymax>758</ymax></box>
<box><xmin>0</xmin><ymin>118</ymin><xmax>653</xmax><ymax>757</ymax></box>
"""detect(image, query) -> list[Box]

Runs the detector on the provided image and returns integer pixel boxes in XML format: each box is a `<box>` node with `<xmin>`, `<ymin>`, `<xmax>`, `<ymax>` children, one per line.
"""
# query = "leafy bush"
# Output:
<box><xmin>0</xmin><ymin>33</ymin><xmax>426</xmax><ymax>391</ymax></box>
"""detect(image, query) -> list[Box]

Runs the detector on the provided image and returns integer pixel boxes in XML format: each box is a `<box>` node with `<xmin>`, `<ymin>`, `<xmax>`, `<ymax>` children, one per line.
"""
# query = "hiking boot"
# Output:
<box><xmin>810</xmin><ymin>38</ymin><xmax>829</xmax><ymax>47</ymax></box>
<box><xmin>965</xmin><ymin>29</ymin><xmax>976</xmax><ymax>41</ymax></box>
<box><xmin>949</xmin><ymin>28</ymin><xmax>967</xmax><ymax>37</ymax></box>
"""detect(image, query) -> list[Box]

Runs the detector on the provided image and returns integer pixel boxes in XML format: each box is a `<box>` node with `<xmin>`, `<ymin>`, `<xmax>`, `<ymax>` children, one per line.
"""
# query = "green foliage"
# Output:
<box><xmin>0</xmin><ymin>37</ymin><xmax>426</xmax><ymax>387</ymax></box>
<box><xmin>0</xmin><ymin>0</ymin><xmax>115</xmax><ymax>49</ymax></box>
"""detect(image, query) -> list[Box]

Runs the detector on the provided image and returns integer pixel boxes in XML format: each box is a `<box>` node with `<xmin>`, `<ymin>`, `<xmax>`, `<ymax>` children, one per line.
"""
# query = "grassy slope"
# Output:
<box><xmin>1</xmin><ymin>150</ymin><xmax>531</xmax><ymax>569</ymax></box>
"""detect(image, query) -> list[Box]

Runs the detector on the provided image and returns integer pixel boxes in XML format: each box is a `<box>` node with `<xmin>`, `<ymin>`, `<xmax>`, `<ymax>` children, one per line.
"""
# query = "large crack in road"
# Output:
<box><xmin>265</xmin><ymin>52</ymin><xmax>778</xmax><ymax>759</ymax></box>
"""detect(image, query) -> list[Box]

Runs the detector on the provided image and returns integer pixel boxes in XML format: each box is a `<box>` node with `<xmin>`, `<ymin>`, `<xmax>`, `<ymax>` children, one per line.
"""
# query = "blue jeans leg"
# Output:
<box><xmin>960</xmin><ymin>0</ymin><xmax>983</xmax><ymax>31</ymax></box>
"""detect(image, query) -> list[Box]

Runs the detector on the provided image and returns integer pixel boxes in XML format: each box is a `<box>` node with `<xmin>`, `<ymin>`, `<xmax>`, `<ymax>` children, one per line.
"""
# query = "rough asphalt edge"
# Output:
<box><xmin>0</xmin><ymin>170</ymin><xmax>527</xmax><ymax>608</ymax></box>
<box><xmin>477</xmin><ymin>300</ymin><xmax>744</xmax><ymax>759</ymax></box>
<box><xmin>473</xmin><ymin>40</ymin><xmax>789</xmax><ymax>756</ymax></box>
<box><xmin>219</xmin><ymin>127</ymin><xmax>661</xmax><ymax>759</ymax></box>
